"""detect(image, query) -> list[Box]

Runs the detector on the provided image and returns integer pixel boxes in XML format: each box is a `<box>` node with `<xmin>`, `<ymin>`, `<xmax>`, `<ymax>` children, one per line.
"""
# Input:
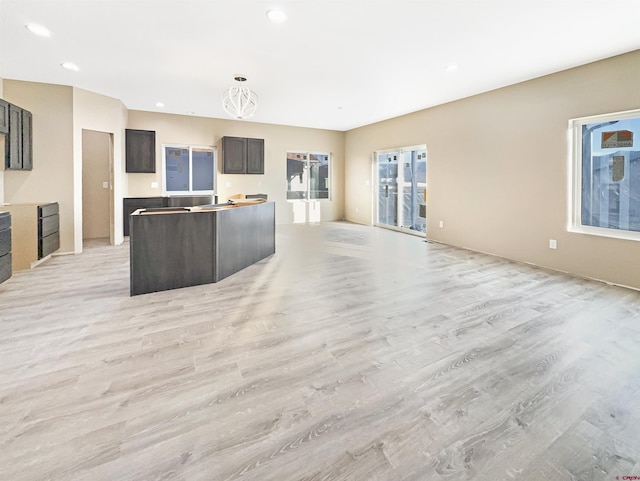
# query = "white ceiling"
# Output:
<box><xmin>1</xmin><ymin>0</ymin><xmax>639</xmax><ymax>131</ymax></box>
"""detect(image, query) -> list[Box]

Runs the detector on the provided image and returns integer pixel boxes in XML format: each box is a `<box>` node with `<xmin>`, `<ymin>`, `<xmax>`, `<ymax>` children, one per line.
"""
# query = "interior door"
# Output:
<box><xmin>82</xmin><ymin>129</ymin><xmax>112</xmax><ymax>241</ymax></box>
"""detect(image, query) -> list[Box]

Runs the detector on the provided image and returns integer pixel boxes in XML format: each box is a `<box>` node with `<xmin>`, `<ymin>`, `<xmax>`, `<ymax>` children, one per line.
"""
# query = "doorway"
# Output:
<box><xmin>82</xmin><ymin>130</ymin><xmax>113</xmax><ymax>243</ymax></box>
<box><xmin>375</xmin><ymin>145</ymin><xmax>427</xmax><ymax>235</ymax></box>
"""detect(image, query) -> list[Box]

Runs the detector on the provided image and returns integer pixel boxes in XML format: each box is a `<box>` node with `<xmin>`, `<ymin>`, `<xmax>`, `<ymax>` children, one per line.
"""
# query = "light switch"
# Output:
<box><xmin>151</xmin><ymin>182</ymin><xmax>158</xmax><ymax>189</ymax></box>
<box><xmin>102</xmin><ymin>182</ymin><xmax>109</xmax><ymax>189</ymax></box>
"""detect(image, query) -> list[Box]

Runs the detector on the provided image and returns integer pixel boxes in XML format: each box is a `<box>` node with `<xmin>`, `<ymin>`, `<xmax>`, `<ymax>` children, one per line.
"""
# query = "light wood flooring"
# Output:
<box><xmin>1</xmin><ymin>221</ymin><xmax>640</xmax><ymax>481</ymax></box>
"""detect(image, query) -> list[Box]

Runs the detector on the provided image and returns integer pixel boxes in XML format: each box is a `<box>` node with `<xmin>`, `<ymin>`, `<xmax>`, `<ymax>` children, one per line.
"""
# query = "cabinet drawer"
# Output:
<box><xmin>39</xmin><ymin>232</ymin><xmax>60</xmax><ymax>259</ymax></box>
<box><xmin>38</xmin><ymin>214</ymin><xmax>59</xmax><ymax>238</ymax></box>
<box><xmin>0</xmin><ymin>228</ymin><xmax>11</xmax><ymax>257</ymax></box>
<box><xmin>0</xmin><ymin>212</ymin><xmax>10</xmax><ymax>231</ymax></box>
<box><xmin>0</xmin><ymin>253</ymin><xmax>11</xmax><ymax>284</ymax></box>
<box><xmin>38</xmin><ymin>202</ymin><xmax>59</xmax><ymax>218</ymax></box>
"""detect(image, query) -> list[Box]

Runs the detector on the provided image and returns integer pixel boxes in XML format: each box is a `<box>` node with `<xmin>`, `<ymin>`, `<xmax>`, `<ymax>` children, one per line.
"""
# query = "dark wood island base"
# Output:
<box><xmin>129</xmin><ymin>201</ymin><xmax>275</xmax><ymax>296</ymax></box>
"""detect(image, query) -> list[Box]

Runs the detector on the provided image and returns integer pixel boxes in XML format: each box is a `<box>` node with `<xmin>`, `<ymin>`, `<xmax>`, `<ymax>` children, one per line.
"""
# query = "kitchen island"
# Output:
<box><xmin>129</xmin><ymin>200</ymin><xmax>275</xmax><ymax>296</ymax></box>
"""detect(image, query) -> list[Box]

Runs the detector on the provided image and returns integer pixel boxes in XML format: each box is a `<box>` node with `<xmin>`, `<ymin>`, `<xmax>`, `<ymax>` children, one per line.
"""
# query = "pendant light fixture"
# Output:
<box><xmin>222</xmin><ymin>75</ymin><xmax>258</xmax><ymax>119</ymax></box>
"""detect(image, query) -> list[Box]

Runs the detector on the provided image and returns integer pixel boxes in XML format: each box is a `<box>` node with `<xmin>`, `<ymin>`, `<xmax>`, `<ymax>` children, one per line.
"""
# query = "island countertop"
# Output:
<box><xmin>129</xmin><ymin>200</ymin><xmax>275</xmax><ymax>295</ymax></box>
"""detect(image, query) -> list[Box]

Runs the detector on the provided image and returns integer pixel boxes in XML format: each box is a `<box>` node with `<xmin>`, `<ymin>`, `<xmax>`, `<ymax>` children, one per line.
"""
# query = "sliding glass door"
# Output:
<box><xmin>375</xmin><ymin>145</ymin><xmax>427</xmax><ymax>234</ymax></box>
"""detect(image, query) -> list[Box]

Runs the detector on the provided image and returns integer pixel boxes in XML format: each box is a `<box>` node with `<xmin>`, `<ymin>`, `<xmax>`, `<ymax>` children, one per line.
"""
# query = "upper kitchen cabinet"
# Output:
<box><xmin>126</xmin><ymin>129</ymin><xmax>156</xmax><ymax>173</ymax></box>
<box><xmin>246</xmin><ymin>138</ymin><xmax>265</xmax><ymax>174</ymax></box>
<box><xmin>0</xmin><ymin>99</ymin><xmax>8</xmax><ymax>135</ymax></box>
<box><xmin>221</xmin><ymin>136</ymin><xmax>264</xmax><ymax>174</ymax></box>
<box><xmin>21</xmin><ymin>110</ymin><xmax>33</xmax><ymax>170</ymax></box>
<box><xmin>5</xmin><ymin>103</ymin><xmax>32</xmax><ymax>171</ymax></box>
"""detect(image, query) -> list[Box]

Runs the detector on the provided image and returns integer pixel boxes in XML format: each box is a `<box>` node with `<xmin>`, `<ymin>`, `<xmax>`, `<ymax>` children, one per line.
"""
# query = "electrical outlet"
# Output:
<box><xmin>549</xmin><ymin>239</ymin><xmax>557</xmax><ymax>249</ymax></box>
<box><xmin>439</xmin><ymin>220</ymin><xmax>444</xmax><ymax>228</ymax></box>
<box><xmin>151</xmin><ymin>181</ymin><xmax>158</xmax><ymax>189</ymax></box>
<box><xmin>102</xmin><ymin>181</ymin><xmax>109</xmax><ymax>189</ymax></box>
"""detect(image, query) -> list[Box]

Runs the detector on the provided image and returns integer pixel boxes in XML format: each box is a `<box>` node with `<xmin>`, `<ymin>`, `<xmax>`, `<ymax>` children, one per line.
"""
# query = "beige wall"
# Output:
<box><xmin>1</xmin><ymin>83</ymin><xmax>127</xmax><ymax>253</ymax></box>
<box><xmin>2</xmin><ymin>80</ymin><xmax>75</xmax><ymax>254</ymax></box>
<box><xmin>126</xmin><ymin>111</ymin><xmax>345</xmax><ymax>225</ymax></box>
<box><xmin>4</xmin><ymin>50</ymin><xmax>640</xmax><ymax>290</ymax></box>
<box><xmin>73</xmin><ymin>87</ymin><xmax>128</xmax><ymax>247</ymax></box>
<box><xmin>82</xmin><ymin>130</ymin><xmax>111</xmax><ymax>239</ymax></box>
<box><xmin>345</xmin><ymin>49</ymin><xmax>640</xmax><ymax>290</ymax></box>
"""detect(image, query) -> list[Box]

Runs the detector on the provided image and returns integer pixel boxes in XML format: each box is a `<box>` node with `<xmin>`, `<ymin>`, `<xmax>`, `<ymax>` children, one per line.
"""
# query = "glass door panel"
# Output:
<box><xmin>309</xmin><ymin>153</ymin><xmax>330</xmax><ymax>199</ymax></box>
<box><xmin>400</xmin><ymin>149</ymin><xmax>427</xmax><ymax>233</ymax></box>
<box><xmin>287</xmin><ymin>152</ymin><xmax>307</xmax><ymax>200</ymax></box>
<box><xmin>375</xmin><ymin>146</ymin><xmax>426</xmax><ymax>235</ymax></box>
<box><xmin>377</xmin><ymin>152</ymin><xmax>398</xmax><ymax>227</ymax></box>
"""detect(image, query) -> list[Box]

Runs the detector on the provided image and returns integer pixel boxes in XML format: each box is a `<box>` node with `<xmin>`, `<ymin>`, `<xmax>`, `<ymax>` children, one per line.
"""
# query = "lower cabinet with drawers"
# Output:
<box><xmin>1</xmin><ymin>202</ymin><xmax>60</xmax><ymax>271</ymax></box>
<box><xmin>0</xmin><ymin>212</ymin><xmax>11</xmax><ymax>284</ymax></box>
<box><xmin>38</xmin><ymin>202</ymin><xmax>60</xmax><ymax>259</ymax></box>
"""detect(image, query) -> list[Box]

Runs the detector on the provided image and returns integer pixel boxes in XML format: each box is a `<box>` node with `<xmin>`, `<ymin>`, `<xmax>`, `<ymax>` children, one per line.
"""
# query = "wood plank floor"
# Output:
<box><xmin>1</xmin><ymin>221</ymin><xmax>639</xmax><ymax>481</ymax></box>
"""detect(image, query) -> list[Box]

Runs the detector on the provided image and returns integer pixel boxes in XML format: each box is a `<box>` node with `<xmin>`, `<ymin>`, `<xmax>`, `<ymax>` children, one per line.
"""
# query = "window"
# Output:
<box><xmin>286</xmin><ymin>152</ymin><xmax>330</xmax><ymax>200</ymax></box>
<box><xmin>163</xmin><ymin>145</ymin><xmax>216</xmax><ymax>195</ymax></box>
<box><xmin>570</xmin><ymin>109</ymin><xmax>640</xmax><ymax>240</ymax></box>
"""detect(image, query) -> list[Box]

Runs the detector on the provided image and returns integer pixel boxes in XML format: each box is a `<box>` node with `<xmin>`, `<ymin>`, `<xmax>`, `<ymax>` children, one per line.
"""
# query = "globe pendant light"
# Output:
<box><xmin>222</xmin><ymin>75</ymin><xmax>258</xmax><ymax>119</ymax></box>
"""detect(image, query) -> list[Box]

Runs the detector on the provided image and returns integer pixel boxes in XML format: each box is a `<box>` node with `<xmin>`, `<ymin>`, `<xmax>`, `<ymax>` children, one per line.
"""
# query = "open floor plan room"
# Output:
<box><xmin>1</xmin><ymin>222</ymin><xmax>639</xmax><ymax>481</ymax></box>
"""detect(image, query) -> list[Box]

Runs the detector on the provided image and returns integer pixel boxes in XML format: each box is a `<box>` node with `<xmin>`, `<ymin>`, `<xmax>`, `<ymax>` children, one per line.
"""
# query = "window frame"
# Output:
<box><xmin>286</xmin><ymin>151</ymin><xmax>331</xmax><ymax>201</ymax></box>
<box><xmin>568</xmin><ymin>108</ymin><xmax>640</xmax><ymax>242</ymax></box>
<box><xmin>162</xmin><ymin>143</ymin><xmax>217</xmax><ymax>196</ymax></box>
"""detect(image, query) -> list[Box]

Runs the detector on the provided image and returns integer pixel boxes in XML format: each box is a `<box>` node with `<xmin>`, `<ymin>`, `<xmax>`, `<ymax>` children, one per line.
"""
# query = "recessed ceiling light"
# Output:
<box><xmin>61</xmin><ymin>62</ymin><xmax>79</xmax><ymax>71</ymax></box>
<box><xmin>266</xmin><ymin>9</ymin><xmax>287</xmax><ymax>23</ymax></box>
<box><xmin>25</xmin><ymin>23</ymin><xmax>51</xmax><ymax>37</ymax></box>
<box><xmin>155</xmin><ymin>102</ymin><xmax>165</xmax><ymax>108</ymax></box>
<box><xmin>445</xmin><ymin>63</ymin><xmax>459</xmax><ymax>72</ymax></box>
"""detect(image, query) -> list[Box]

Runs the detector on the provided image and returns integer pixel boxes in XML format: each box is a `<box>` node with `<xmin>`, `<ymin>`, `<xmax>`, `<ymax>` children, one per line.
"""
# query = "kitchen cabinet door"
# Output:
<box><xmin>246</xmin><ymin>138</ymin><xmax>264</xmax><ymax>174</ymax></box>
<box><xmin>126</xmin><ymin>129</ymin><xmax>156</xmax><ymax>173</ymax></box>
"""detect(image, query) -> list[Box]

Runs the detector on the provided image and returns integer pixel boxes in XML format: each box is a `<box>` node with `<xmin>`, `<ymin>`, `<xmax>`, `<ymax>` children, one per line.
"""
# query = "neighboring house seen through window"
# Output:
<box><xmin>286</xmin><ymin>152</ymin><xmax>330</xmax><ymax>200</ymax></box>
<box><xmin>570</xmin><ymin>109</ymin><xmax>640</xmax><ymax>240</ymax></box>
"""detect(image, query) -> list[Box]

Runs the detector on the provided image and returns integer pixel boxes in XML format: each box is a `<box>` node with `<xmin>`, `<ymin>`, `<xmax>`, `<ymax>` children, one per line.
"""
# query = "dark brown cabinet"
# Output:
<box><xmin>7</xmin><ymin>104</ymin><xmax>22</xmax><ymax>170</ymax></box>
<box><xmin>129</xmin><ymin>202</ymin><xmax>275</xmax><ymax>295</ymax></box>
<box><xmin>38</xmin><ymin>203</ymin><xmax>60</xmax><ymax>260</ymax></box>
<box><xmin>221</xmin><ymin>136</ymin><xmax>264</xmax><ymax>174</ymax></box>
<box><xmin>247</xmin><ymin>138</ymin><xmax>265</xmax><ymax>174</ymax></box>
<box><xmin>126</xmin><ymin>129</ymin><xmax>156</xmax><ymax>173</ymax></box>
<box><xmin>4</xmin><ymin>102</ymin><xmax>33</xmax><ymax>171</ymax></box>
<box><xmin>21</xmin><ymin>110</ymin><xmax>33</xmax><ymax>170</ymax></box>
<box><xmin>0</xmin><ymin>99</ymin><xmax>8</xmax><ymax>135</ymax></box>
<box><xmin>122</xmin><ymin>197</ymin><xmax>164</xmax><ymax>236</ymax></box>
<box><xmin>2</xmin><ymin>202</ymin><xmax>58</xmax><ymax>271</ymax></box>
<box><xmin>123</xmin><ymin>195</ymin><xmax>215</xmax><ymax>236</ymax></box>
<box><xmin>0</xmin><ymin>212</ymin><xmax>11</xmax><ymax>284</ymax></box>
